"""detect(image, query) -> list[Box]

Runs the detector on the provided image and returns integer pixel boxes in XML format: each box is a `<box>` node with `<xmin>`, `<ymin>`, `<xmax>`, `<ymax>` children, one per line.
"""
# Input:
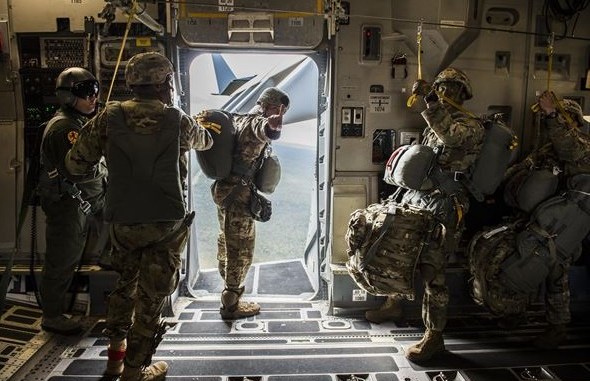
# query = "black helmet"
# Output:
<box><xmin>55</xmin><ymin>67</ymin><xmax>99</xmax><ymax>107</ymax></box>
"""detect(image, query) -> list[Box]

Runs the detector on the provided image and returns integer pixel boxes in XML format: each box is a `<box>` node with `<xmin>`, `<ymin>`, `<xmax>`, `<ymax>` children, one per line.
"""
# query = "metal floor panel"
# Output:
<box><xmin>5</xmin><ymin>297</ymin><xmax>586</xmax><ymax>381</ymax></box>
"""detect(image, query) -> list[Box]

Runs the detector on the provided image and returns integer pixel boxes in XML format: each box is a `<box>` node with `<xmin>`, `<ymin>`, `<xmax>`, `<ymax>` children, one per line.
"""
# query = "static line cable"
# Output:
<box><xmin>406</xmin><ymin>21</ymin><xmax>423</xmax><ymax>108</ymax></box>
<box><xmin>105</xmin><ymin>0</ymin><xmax>138</xmax><ymax>103</ymax></box>
<box><xmin>530</xmin><ymin>32</ymin><xmax>575</xmax><ymax>126</ymax></box>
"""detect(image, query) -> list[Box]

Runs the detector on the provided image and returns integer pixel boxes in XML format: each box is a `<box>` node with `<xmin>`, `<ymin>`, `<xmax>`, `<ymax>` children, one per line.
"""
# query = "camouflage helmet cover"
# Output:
<box><xmin>257</xmin><ymin>87</ymin><xmax>290</xmax><ymax>110</ymax></box>
<box><xmin>433</xmin><ymin>67</ymin><xmax>473</xmax><ymax>100</ymax></box>
<box><xmin>560</xmin><ymin>98</ymin><xmax>585</xmax><ymax>126</ymax></box>
<box><xmin>125</xmin><ymin>52</ymin><xmax>174</xmax><ymax>86</ymax></box>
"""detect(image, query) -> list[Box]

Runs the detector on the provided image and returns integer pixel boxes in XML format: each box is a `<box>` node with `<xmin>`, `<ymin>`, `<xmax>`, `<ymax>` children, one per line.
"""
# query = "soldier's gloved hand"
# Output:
<box><xmin>194</xmin><ymin>113</ymin><xmax>222</xmax><ymax>134</ymax></box>
<box><xmin>424</xmin><ymin>90</ymin><xmax>439</xmax><ymax>104</ymax></box>
<box><xmin>411</xmin><ymin>79</ymin><xmax>431</xmax><ymax>97</ymax></box>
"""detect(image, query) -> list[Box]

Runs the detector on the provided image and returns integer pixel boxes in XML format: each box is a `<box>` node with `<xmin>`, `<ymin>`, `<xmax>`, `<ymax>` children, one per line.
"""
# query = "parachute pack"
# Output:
<box><xmin>195</xmin><ymin>109</ymin><xmax>235</xmax><ymax>180</ymax></box>
<box><xmin>383</xmin><ymin>114</ymin><xmax>517</xmax><ymax>201</ymax></box>
<box><xmin>467</xmin><ymin>114</ymin><xmax>517</xmax><ymax>200</ymax></box>
<box><xmin>195</xmin><ymin>109</ymin><xmax>281</xmax><ymax>194</ymax></box>
<box><xmin>345</xmin><ymin>198</ymin><xmax>436</xmax><ymax>299</ymax></box>
<box><xmin>469</xmin><ymin>173</ymin><xmax>590</xmax><ymax>316</ymax></box>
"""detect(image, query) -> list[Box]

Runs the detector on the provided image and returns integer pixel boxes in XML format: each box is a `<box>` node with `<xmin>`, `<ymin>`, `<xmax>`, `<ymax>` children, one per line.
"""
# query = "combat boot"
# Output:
<box><xmin>119</xmin><ymin>361</ymin><xmax>168</xmax><ymax>381</ymax></box>
<box><xmin>104</xmin><ymin>339</ymin><xmax>126</xmax><ymax>376</ymax></box>
<box><xmin>533</xmin><ymin>324</ymin><xmax>566</xmax><ymax>349</ymax></box>
<box><xmin>406</xmin><ymin>329</ymin><xmax>445</xmax><ymax>362</ymax></box>
<box><xmin>41</xmin><ymin>315</ymin><xmax>82</xmax><ymax>335</ymax></box>
<box><xmin>365</xmin><ymin>296</ymin><xmax>403</xmax><ymax>324</ymax></box>
<box><xmin>220</xmin><ymin>288</ymin><xmax>260</xmax><ymax>319</ymax></box>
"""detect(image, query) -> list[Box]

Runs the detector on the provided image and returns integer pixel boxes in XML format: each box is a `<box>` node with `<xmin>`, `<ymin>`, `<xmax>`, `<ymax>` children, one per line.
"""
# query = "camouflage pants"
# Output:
<box><xmin>216</xmin><ymin>205</ymin><xmax>256</xmax><ymax>291</ymax></box>
<box><xmin>402</xmin><ymin>188</ymin><xmax>469</xmax><ymax>331</ymax></box>
<box><xmin>545</xmin><ymin>261</ymin><xmax>571</xmax><ymax>325</ymax></box>
<box><xmin>103</xmin><ymin>219</ymin><xmax>188</xmax><ymax>368</ymax></box>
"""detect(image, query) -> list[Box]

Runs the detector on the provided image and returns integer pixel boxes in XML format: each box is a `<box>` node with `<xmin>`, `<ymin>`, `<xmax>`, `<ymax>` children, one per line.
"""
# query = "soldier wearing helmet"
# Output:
<box><xmin>207</xmin><ymin>86</ymin><xmax>290</xmax><ymax>320</ymax></box>
<box><xmin>501</xmin><ymin>91</ymin><xmax>590</xmax><ymax>350</ymax></box>
<box><xmin>366</xmin><ymin>67</ymin><xmax>485</xmax><ymax>363</ymax></box>
<box><xmin>65</xmin><ymin>52</ymin><xmax>215</xmax><ymax>381</ymax></box>
<box><xmin>38</xmin><ymin>67</ymin><xmax>108</xmax><ymax>336</ymax></box>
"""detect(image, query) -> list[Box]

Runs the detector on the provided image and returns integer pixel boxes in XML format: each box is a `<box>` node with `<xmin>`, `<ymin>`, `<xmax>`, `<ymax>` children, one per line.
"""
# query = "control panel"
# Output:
<box><xmin>340</xmin><ymin>107</ymin><xmax>364</xmax><ymax>137</ymax></box>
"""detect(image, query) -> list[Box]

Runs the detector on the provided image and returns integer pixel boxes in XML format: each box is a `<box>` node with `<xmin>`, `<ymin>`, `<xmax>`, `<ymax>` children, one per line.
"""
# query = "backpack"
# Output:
<box><xmin>466</xmin><ymin>114</ymin><xmax>518</xmax><ymax>201</ymax></box>
<box><xmin>468</xmin><ymin>221</ymin><xmax>531</xmax><ymax>317</ymax></box>
<box><xmin>345</xmin><ymin>198</ymin><xmax>436</xmax><ymax>299</ymax></box>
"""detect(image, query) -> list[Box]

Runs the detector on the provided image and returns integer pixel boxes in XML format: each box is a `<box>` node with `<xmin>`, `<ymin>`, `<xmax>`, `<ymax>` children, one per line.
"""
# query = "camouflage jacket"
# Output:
<box><xmin>421</xmin><ymin>102</ymin><xmax>485</xmax><ymax>173</ymax></box>
<box><xmin>544</xmin><ymin>116</ymin><xmax>590</xmax><ymax>176</ymax></box>
<box><xmin>506</xmin><ymin>118</ymin><xmax>590</xmax><ymax>179</ymax></box>
<box><xmin>66</xmin><ymin>98</ymin><xmax>213</xmax><ymax>194</ymax></box>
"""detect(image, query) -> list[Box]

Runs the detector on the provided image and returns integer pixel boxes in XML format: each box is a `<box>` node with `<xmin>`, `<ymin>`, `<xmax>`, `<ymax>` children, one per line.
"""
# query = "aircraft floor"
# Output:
<box><xmin>3</xmin><ymin>296</ymin><xmax>590</xmax><ymax>381</ymax></box>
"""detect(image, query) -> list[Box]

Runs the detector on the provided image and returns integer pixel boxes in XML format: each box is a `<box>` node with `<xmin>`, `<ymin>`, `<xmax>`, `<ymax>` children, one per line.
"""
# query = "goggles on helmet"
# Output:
<box><xmin>71</xmin><ymin>80</ymin><xmax>99</xmax><ymax>99</ymax></box>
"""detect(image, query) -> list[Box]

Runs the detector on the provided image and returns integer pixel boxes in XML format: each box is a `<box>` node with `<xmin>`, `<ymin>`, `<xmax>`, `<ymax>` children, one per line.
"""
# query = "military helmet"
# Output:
<box><xmin>257</xmin><ymin>87</ymin><xmax>290</xmax><ymax>109</ymax></box>
<box><xmin>55</xmin><ymin>67</ymin><xmax>98</xmax><ymax>107</ymax></box>
<box><xmin>433</xmin><ymin>67</ymin><xmax>473</xmax><ymax>100</ymax></box>
<box><xmin>560</xmin><ymin>98</ymin><xmax>585</xmax><ymax>126</ymax></box>
<box><xmin>125</xmin><ymin>52</ymin><xmax>174</xmax><ymax>86</ymax></box>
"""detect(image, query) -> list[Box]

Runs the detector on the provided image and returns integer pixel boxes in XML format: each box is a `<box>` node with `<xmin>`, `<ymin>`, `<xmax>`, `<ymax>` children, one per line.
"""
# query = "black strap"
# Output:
<box><xmin>221</xmin><ymin>143</ymin><xmax>269</xmax><ymax>208</ymax></box>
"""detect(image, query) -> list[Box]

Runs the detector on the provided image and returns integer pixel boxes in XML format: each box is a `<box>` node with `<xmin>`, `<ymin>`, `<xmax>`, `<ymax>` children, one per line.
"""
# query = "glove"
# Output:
<box><xmin>194</xmin><ymin>113</ymin><xmax>222</xmax><ymax>134</ymax></box>
<box><xmin>411</xmin><ymin>79</ymin><xmax>431</xmax><ymax>97</ymax></box>
<box><xmin>424</xmin><ymin>90</ymin><xmax>439</xmax><ymax>104</ymax></box>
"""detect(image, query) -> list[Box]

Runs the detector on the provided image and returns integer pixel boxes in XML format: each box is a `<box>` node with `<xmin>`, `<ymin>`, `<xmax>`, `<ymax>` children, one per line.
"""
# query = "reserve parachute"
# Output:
<box><xmin>384</xmin><ymin>113</ymin><xmax>517</xmax><ymax>201</ymax></box>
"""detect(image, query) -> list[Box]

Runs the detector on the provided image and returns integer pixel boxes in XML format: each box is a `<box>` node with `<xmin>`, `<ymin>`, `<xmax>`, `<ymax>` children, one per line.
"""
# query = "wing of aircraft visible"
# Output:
<box><xmin>210</xmin><ymin>54</ymin><xmax>318</xmax><ymax>125</ymax></box>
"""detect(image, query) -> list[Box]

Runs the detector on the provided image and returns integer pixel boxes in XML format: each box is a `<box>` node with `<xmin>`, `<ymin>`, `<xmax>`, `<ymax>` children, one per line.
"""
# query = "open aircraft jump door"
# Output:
<box><xmin>175</xmin><ymin>0</ymin><xmax>331</xmax><ymax>302</ymax></box>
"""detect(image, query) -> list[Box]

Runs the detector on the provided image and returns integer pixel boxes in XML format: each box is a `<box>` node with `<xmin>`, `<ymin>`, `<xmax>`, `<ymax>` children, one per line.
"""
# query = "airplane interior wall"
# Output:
<box><xmin>0</xmin><ymin>0</ymin><xmax>589</xmax><ymax>309</ymax></box>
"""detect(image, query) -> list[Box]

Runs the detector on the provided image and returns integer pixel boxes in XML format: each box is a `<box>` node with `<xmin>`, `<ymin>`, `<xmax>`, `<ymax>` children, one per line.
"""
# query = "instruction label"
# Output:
<box><xmin>219</xmin><ymin>0</ymin><xmax>234</xmax><ymax>12</ymax></box>
<box><xmin>369</xmin><ymin>95</ymin><xmax>391</xmax><ymax>113</ymax></box>
<box><xmin>352</xmin><ymin>289</ymin><xmax>368</xmax><ymax>302</ymax></box>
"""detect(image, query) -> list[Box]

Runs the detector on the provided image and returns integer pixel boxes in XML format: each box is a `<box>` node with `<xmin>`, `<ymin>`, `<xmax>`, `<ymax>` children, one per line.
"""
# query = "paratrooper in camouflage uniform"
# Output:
<box><xmin>210</xmin><ymin>87</ymin><xmax>290</xmax><ymax>319</ymax></box>
<box><xmin>65</xmin><ymin>52</ymin><xmax>214</xmax><ymax>381</ymax></box>
<box><xmin>503</xmin><ymin>91</ymin><xmax>590</xmax><ymax>348</ymax></box>
<box><xmin>366</xmin><ymin>68</ymin><xmax>485</xmax><ymax>362</ymax></box>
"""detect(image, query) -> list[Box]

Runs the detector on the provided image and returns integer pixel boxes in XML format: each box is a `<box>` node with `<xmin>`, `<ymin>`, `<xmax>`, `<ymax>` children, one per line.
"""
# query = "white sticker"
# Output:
<box><xmin>352</xmin><ymin>289</ymin><xmax>367</xmax><ymax>302</ymax></box>
<box><xmin>289</xmin><ymin>17</ymin><xmax>304</xmax><ymax>27</ymax></box>
<box><xmin>219</xmin><ymin>0</ymin><xmax>234</xmax><ymax>12</ymax></box>
<box><xmin>440</xmin><ymin>20</ymin><xmax>465</xmax><ymax>28</ymax></box>
<box><xmin>369</xmin><ymin>95</ymin><xmax>391</xmax><ymax>113</ymax></box>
